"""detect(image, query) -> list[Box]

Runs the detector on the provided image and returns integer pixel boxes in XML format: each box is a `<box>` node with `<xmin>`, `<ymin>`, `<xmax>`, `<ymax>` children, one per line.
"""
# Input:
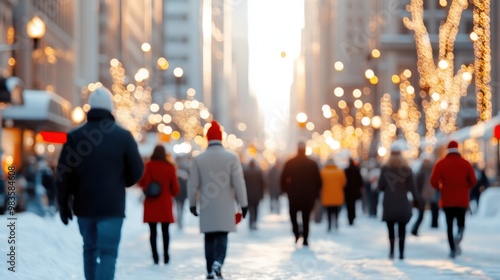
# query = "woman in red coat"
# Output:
<box><xmin>138</xmin><ymin>145</ymin><xmax>180</xmax><ymax>264</ymax></box>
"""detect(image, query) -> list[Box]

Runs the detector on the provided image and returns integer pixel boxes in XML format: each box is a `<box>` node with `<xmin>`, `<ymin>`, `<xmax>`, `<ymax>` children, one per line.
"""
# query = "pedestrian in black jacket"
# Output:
<box><xmin>344</xmin><ymin>158</ymin><xmax>363</xmax><ymax>226</ymax></box>
<box><xmin>244</xmin><ymin>159</ymin><xmax>265</xmax><ymax>230</ymax></box>
<box><xmin>57</xmin><ymin>87</ymin><xmax>144</xmax><ymax>280</ymax></box>
<box><xmin>280</xmin><ymin>142</ymin><xmax>322</xmax><ymax>246</ymax></box>
<box><xmin>378</xmin><ymin>143</ymin><xmax>420</xmax><ymax>260</ymax></box>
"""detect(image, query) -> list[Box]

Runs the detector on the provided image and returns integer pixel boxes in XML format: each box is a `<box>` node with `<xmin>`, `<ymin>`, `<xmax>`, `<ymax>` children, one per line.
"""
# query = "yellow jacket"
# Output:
<box><xmin>321</xmin><ymin>164</ymin><xmax>346</xmax><ymax>206</ymax></box>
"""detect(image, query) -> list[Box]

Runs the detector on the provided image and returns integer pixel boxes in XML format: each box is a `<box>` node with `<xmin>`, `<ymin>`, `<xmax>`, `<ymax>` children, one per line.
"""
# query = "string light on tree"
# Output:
<box><xmin>404</xmin><ymin>0</ymin><xmax>474</xmax><ymax>147</ymax></box>
<box><xmin>473</xmin><ymin>0</ymin><xmax>492</xmax><ymax>122</ymax></box>
<box><xmin>394</xmin><ymin>74</ymin><xmax>421</xmax><ymax>159</ymax></box>
<box><xmin>380</xmin><ymin>94</ymin><xmax>395</xmax><ymax>158</ymax></box>
<box><xmin>108</xmin><ymin>58</ymin><xmax>151</xmax><ymax>140</ymax></box>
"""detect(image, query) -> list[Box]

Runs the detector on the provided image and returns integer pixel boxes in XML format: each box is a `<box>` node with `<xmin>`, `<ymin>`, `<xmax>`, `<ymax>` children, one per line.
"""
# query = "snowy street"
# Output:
<box><xmin>2</xmin><ymin>187</ymin><xmax>500</xmax><ymax>280</ymax></box>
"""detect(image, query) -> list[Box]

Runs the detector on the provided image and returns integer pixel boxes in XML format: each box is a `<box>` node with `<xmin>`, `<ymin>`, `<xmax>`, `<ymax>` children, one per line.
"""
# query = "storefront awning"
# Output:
<box><xmin>2</xmin><ymin>90</ymin><xmax>72</xmax><ymax>132</ymax></box>
<box><xmin>434</xmin><ymin>112</ymin><xmax>500</xmax><ymax>147</ymax></box>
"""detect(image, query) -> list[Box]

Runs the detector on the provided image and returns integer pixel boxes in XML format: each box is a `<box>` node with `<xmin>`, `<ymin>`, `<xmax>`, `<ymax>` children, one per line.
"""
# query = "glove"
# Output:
<box><xmin>241</xmin><ymin>207</ymin><xmax>248</xmax><ymax>219</ymax></box>
<box><xmin>59</xmin><ymin>205</ymin><xmax>73</xmax><ymax>225</ymax></box>
<box><xmin>190</xmin><ymin>206</ymin><xmax>198</xmax><ymax>217</ymax></box>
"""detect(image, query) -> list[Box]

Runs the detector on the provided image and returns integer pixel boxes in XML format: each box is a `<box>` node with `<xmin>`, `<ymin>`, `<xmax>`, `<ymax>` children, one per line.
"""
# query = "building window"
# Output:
<box><xmin>166</xmin><ymin>14</ymin><xmax>188</xmax><ymax>20</ymax></box>
<box><xmin>166</xmin><ymin>36</ymin><xmax>188</xmax><ymax>43</ymax></box>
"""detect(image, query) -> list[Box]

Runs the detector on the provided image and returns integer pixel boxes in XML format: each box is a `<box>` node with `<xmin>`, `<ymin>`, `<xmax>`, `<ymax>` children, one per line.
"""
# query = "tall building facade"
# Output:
<box><xmin>0</xmin><ymin>0</ymin><xmax>16</xmax><ymax>78</ymax></box>
<box><xmin>290</xmin><ymin>0</ymin><xmax>374</xmax><ymax>144</ymax></box>
<box><xmin>163</xmin><ymin>0</ymin><xmax>202</xmax><ymax>102</ymax></box>
<box><xmin>201</xmin><ymin>0</ymin><xmax>241</xmax><ymax>131</ymax></box>
<box><xmin>230</xmin><ymin>0</ymin><xmax>259</xmax><ymax>140</ymax></box>
<box><xmin>13</xmin><ymin>0</ymin><xmax>77</xmax><ymax>103</ymax></box>
<box><xmin>97</xmin><ymin>0</ymin><xmax>164</xmax><ymax>99</ymax></box>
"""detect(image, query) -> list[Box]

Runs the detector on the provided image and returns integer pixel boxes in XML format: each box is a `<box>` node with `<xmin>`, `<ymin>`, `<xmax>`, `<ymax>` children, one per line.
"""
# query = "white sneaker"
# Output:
<box><xmin>212</xmin><ymin>261</ymin><xmax>223</xmax><ymax>279</ymax></box>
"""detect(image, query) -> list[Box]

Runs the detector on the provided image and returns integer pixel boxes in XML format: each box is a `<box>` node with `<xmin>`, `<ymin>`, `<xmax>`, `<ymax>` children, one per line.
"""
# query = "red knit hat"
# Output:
<box><xmin>206</xmin><ymin>121</ymin><xmax>222</xmax><ymax>141</ymax></box>
<box><xmin>447</xmin><ymin>140</ymin><xmax>459</xmax><ymax>153</ymax></box>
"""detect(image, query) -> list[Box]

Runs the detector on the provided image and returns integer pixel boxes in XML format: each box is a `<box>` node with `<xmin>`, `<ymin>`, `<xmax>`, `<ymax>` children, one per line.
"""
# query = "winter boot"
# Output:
<box><xmin>206</xmin><ymin>272</ymin><xmax>215</xmax><ymax>279</ymax></box>
<box><xmin>389</xmin><ymin>239</ymin><xmax>395</xmax><ymax>259</ymax></box>
<box><xmin>449</xmin><ymin>250</ymin><xmax>456</xmax><ymax>259</ymax></box>
<box><xmin>454</xmin><ymin>227</ymin><xmax>464</xmax><ymax>256</ymax></box>
<box><xmin>212</xmin><ymin>261</ymin><xmax>223</xmax><ymax>279</ymax></box>
<box><xmin>151</xmin><ymin>245</ymin><xmax>159</xmax><ymax>264</ymax></box>
<box><xmin>152</xmin><ymin>251</ymin><xmax>159</xmax><ymax>265</ymax></box>
<box><xmin>399</xmin><ymin>238</ymin><xmax>405</xmax><ymax>260</ymax></box>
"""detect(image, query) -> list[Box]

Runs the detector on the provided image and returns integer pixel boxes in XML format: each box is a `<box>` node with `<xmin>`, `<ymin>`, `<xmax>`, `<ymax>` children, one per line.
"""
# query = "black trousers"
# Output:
<box><xmin>325</xmin><ymin>206</ymin><xmax>340</xmax><ymax>231</ymax></box>
<box><xmin>248</xmin><ymin>203</ymin><xmax>259</xmax><ymax>229</ymax></box>
<box><xmin>386</xmin><ymin>221</ymin><xmax>407</xmax><ymax>256</ymax></box>
<box><xmin>346</xmin><ymin>199</ymin><xmax>356</xmax><ymax>225</ymax></box>
<box><xmin>443</xmin><ymin>207</ymin><xmax>466</xmax><ymax>252</ymax></box>
<box><xmin>289</xmin><ymin>203</ymin><xmax>313</xmax><ymax>242</ymax></box>
<box><xmin>412</xmin><ymin>201</ymin><xmax>439</xmax><ymax>233</ymax></box>
<box><xmin>148</xmin><ymin>222</ymin><xmax>170</xmax><ymax>263</ymax></box>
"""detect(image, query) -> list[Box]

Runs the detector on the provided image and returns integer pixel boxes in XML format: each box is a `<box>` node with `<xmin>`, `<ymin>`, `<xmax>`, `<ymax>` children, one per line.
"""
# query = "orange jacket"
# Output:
<box><xmin>321</xmin><ymin>165</ymin><xmax>346</xmax><ymax>206</ymax></box>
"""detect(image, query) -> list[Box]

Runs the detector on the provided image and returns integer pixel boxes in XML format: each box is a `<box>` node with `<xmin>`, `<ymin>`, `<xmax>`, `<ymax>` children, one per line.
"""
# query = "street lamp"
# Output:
<box><xmin>26</xmin><ymin>16</ymin><xmax>46</xmax><ymax>89</ymax></box>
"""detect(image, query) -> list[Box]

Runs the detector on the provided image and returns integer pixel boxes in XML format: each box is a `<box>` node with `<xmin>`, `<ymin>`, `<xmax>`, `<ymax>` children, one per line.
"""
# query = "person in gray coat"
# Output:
<box><xmin>411</xmin><ymin>153</ymin><xmax>439</xmax><ymax>236</ymax></box>
<box><xmin>377</xmin><ymin>143</ymin><xmax>420</xmax><ymax>260</ymax></box>
<box><xmin>188</xmin><ymin>121</ymin><xmax>248</xmax><ymax>280</ymax></box>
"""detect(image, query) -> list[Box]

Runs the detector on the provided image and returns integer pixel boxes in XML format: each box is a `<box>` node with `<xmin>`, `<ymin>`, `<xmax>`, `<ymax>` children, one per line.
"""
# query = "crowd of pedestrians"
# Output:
<box><xmin>1</xmin><ymin>86</ymin><xmax>490</xmax><ymax>279</ymax></box>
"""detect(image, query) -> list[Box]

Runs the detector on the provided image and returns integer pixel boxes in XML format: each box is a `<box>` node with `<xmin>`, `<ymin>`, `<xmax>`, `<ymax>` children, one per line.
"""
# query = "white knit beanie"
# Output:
<box><xmin>89</xmin><ymin>87</ymin><xmax>114</xmax><ymax>112</ymax></box>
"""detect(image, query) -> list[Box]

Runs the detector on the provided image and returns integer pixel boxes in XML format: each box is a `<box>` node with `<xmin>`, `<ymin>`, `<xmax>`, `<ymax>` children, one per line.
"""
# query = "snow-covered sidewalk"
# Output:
<box><xmin>2</xmin><ymin>188</ymin><xmax>499</xmax><ymax>280</ymax></box>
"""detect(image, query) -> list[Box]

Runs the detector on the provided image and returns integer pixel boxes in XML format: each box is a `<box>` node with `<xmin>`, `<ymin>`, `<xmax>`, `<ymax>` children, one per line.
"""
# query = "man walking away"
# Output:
<box><xmin>430</xmin><ymin>140</ymin><xmax>476</xmax><ymax>259</ymax></box>
<box><xmin>57</xmin><ymin>87</ymin><xmax>144</xmax><ymax>280</ymax></box>
<box><xmin>280</xmin><ymin>141</ymin><xmax>322</xmax><ymax>246</ymax></box>
<box><xmin>243</xmin><ymin>159</ymin><xmax>265</xmax><ymax>230</ymax></box>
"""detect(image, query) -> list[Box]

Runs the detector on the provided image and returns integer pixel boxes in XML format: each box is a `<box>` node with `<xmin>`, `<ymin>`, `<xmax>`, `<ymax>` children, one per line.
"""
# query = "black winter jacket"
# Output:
<box><xmin>280</xmin><ymin>153</ymin><xmax>322</xmax><ymax>208</ymax></box>
<box><xmin>56</xmin><ymin>109</ymin><xmax>144</xmax><ymax>217</ymax></box>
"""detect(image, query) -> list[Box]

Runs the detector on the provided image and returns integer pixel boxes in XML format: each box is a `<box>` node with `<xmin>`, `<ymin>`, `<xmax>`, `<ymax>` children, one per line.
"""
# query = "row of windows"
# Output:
<box><xmin>32</xmin><ymin>0</ymin><xmax>74</xmax><ymax>38</ymax></box>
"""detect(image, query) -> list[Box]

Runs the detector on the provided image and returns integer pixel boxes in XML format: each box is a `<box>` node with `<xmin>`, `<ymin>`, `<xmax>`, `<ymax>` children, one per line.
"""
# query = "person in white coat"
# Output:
<box><xmin>188</xmin><ymin>121</ymin><xmax>248</xmax><ymax>279</ymax></box>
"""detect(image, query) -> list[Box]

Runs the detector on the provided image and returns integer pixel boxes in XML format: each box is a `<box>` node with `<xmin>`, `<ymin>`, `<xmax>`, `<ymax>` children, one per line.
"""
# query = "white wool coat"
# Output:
<box><xmin>188</xmin><ymin>143</ymin><xmax>248</xmax><ymax>233</ymax></box>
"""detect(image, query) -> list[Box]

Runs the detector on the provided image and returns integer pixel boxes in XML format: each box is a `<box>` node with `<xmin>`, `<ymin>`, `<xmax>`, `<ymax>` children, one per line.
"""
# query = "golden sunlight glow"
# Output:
<box><xmin>249</xmin><ymin>0</ymin><xmax>304</xmax><ymax>144</ymax></box>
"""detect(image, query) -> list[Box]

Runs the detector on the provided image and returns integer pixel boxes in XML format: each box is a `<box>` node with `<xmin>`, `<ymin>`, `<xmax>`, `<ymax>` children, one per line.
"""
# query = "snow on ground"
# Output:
<box><xmin>1</xmin><ymin>187</ymin><xmax>500</xmax><ymax>280</ymax></box>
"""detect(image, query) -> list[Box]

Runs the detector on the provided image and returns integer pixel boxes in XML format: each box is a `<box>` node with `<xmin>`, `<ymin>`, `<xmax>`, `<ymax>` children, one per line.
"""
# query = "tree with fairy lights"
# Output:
<box><xmin>403</xmin><ymin>0</ymin><xmax>474</xmax><ymax>149</ymax></box>
<box><xmin>472</xmin><ymin>0</ymin><xmax>491</xmax><ymax>122</ymax></box>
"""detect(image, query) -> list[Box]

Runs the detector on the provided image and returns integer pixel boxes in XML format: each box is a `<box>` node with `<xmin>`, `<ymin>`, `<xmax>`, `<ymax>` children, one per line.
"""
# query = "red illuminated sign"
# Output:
<box><xmin>40</xmin><ymin>131</ymin><xmax>67</xmax><ymax>144</ymax></box>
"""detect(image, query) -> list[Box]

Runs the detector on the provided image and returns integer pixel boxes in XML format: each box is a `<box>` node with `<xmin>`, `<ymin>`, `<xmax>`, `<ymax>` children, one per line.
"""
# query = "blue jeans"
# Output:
<box><xmin>204</xmin><ymin>232</ymin><xmax>228</xmax><ymax>273</ymax></box>
<box><xmin>78</xmin><ymin>217</ymin><xmax>124</xmax><ymax>280</ymax></box>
